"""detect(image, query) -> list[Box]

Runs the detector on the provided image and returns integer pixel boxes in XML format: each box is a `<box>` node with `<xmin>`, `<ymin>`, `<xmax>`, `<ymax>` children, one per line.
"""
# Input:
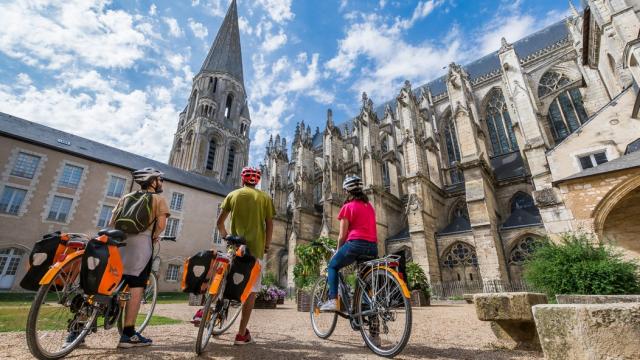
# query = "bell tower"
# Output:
<box><xmin>168</xmin><ymin>0</ymin><xmax>250</xmax><ymax>187</ymax></box>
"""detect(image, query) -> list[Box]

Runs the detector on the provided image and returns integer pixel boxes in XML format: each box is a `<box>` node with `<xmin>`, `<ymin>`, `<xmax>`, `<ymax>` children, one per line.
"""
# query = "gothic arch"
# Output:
<box><xmin>592</xmin><ymin>175</ymin><xmax>640</xmax><ymax>238</ymax></box>
<box><xmin>439</xmin><ymin>108</ymin><xmax>463</xmax><ymax>184</ymax></box>
<box><xmin>481</xmin><ymin>87</ymin><xmax>519</xmax><ymax>156</ymax></box>
<box><xmin>439</xmin><ymin>241</ymin><xmax>481</xmax><ymax>282</ymax></box>
<box><xmin>506</xmin><ymin>234</ymin><xmax>543</xmax><ymax>280</ymax></box>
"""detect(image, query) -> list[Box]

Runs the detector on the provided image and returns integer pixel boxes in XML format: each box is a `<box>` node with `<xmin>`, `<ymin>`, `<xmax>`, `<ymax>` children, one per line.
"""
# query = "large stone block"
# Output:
<box><xmin>556</xmin><ymin>294</ymin><xmax>640</xmax><ymax>304</ymax></box>
<box><xmin>533</xmin><ymin>303</ymin><xmax>640</xmax><ymax>360</ymax></box>
<box><xmin>474</xmin><ymin>292</ymin><xmax>548</xmax><ymax>350</ymax></box>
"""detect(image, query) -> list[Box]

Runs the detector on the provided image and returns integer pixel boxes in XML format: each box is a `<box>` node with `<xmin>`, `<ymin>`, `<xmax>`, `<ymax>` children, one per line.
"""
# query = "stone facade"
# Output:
<box><xmin>261</xmin><ymin>0</ymin><xmax>640</xmax><ymax>288</ymax></box>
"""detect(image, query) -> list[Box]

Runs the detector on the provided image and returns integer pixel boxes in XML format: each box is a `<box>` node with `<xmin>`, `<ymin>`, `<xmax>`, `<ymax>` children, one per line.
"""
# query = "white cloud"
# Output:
<box><xmin>379</xmin><ymin>0</ymin><xmax>387</xmax><ymax>9</ymax></box>
<box><xmin>0</xmin><ymin>71</ymin><xmax>179</xmax><ymax>162</ymax></box>
<box><xmin>261</xmin><ymin>29</ymin><xmax>288</xmax><ymax>52</ymax></box>
<box><xmin>340</xmin><ymin>0</ymin><xmax>349</xmax><ymax>11</ymax></box>
<box><xmin>0</xmin><ymin>0</ymin><xmax>149</xmax><ymax>69</ymax></box>
<box><xmin>196</xmin><ymin>0</ymin><xmax>226</xmax><ymax>18</ymax></box>
<box><xmin>188</xmin><ymin>18</ymin><xmax>209</xmax><ymax>39</ymax></box>
<box><xmin>163</xmin><ymin>17</ymin><xmax>184</xmax><ymax>37</ymax></box>
<box><xmin>396</xmin><ymin>0</ymin><xmax>445</xmax><ymax>30</ymax></box>
<box><xmin>149</xmin><ymin>4</ymin><xmax>157</xmax><ymax>16</ymax></box>
<box><xmin>238</xmin><ymin>16</ymin><xmax>253</xmax><ymax>35</ymax></box>
<box><xmin>255</xmin><ymin>0</ymin><xmax>294</xmax><ymax>24</ymax></box>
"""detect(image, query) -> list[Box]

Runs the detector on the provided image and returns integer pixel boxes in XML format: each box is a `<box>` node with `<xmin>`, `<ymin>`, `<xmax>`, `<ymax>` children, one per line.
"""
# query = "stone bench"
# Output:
<box><xmin>556</xmin><ymin>294</ymin><xmax>640</xmax><ymax>304</ymax></box>
<box><xmin>463</xmin><ymin>294</ymin><xmax>474</xmax><ymax>304</ymax></box>
<box><xmin>473</xmin><ymin>292</ymin><xmax>548</xmax><ymax>350</ymax></box>
<box><xmin>533</xmin><ymin>303</ymin><xmax>640</xmax><ymax>360</ymax></box>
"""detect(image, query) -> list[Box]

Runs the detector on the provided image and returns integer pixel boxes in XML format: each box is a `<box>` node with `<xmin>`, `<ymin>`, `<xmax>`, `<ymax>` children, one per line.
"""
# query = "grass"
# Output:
<box><xmin>0</xmin><ymin>292</ymin><xmax>190</xmax><ymax>306</ymax></box>
<box><xmin>0</xmin><ymin>306</ymin><xmax>181</xmax><ymax>332</ymax></box>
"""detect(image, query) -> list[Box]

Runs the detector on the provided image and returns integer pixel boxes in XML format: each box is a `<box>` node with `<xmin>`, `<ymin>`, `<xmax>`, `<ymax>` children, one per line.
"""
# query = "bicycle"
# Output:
<box><xmin>25</xmin><ymin>229</ymin><xmax>175</xmax><ymax>360</ymax></box>
<box><xmin>309</xmin><ymin>241</ymin><xmax>412</xmax><ymax>358</ymax></box>
<box><xmin>195</xmin><ymin>235</ymin><xmax>255</xmax><ymax>355</ymax></box>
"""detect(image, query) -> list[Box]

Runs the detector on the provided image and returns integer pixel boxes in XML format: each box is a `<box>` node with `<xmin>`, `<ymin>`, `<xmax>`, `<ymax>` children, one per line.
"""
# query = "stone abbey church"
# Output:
<box><xmin>169</xmin><ymin>0</ymin><xmax>640</xmax><ymax>288</ymax></box>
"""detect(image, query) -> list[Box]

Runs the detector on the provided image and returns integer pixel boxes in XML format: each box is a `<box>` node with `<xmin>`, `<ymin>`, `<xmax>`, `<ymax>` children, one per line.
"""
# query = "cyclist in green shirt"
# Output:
<box><xmin>217</xmin><ymin>166</ymin><xmax>274</xmax><ymax>345</ymax></box>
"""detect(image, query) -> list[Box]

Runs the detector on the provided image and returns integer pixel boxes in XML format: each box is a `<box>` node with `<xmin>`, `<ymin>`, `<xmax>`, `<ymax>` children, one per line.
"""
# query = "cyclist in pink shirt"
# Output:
<box><xmin>320</xmin><ymin>175</ymin><xmax>378</xmax><ymax>311</ymax></box>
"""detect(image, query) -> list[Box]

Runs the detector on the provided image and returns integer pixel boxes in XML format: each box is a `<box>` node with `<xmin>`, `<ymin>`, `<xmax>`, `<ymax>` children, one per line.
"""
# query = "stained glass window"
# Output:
<box><xmin>485</xmin><ymin>89</ymin><xmax>518</xmax><ymax>155</ymax></box>
<box><xmin>444</xmin><ymin>117</ymin><xmax>463</xmax><ymax>184</ymax></box>
<box><xmin>538</xmin><ymin>72</ymin><xmax>589</xmax><ymax>143</ymax></box>
<box><xmin>509</xmin><ymin>236</ymin><xmax>540</xmax><ymax>265</ymax></box>
<box><xmin>442</xmin><ymin>242</ymin><xmax>478</xmax><ymax>268</ymax></box>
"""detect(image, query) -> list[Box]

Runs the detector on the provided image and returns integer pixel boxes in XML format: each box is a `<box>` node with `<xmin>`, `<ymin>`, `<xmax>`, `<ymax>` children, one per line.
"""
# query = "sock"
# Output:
<box><xmin>123</xmin><ymin>325</ymin><xmax>136</xmax><ymax>337</ymax></box>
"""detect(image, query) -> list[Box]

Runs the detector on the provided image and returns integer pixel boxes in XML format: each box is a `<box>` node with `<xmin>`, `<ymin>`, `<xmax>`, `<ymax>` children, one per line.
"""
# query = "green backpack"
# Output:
<box><xmin>113</xmin><ymin>191</ymin><xmax>154</xmax><ymax>234</ymax></box>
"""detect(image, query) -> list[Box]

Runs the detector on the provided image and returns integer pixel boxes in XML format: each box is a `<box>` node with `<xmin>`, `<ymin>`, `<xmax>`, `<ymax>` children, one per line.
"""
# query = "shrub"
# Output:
<box><xmin>263</xmin><ymin>272</ymin><xmax>278</xmax><ymax>287</ymax></box>
<box><xmin>405</xmin><ymin>261</ymin><xmax>430</xmax><ymax>297</ymax></box>
<box><xmin>523</xmin><ymin>233</ymin><xmax>640</xmax><ymax>299</ymax></box>
<box><xmin>293</xmin><ymin>237</ymin><xmax>337</xmax><ymax>291</ymax></box>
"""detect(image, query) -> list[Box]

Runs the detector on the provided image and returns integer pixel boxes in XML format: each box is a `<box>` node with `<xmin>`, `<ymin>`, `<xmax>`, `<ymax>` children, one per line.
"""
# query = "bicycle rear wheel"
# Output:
<box><xmin>356</xmin><ymin>268</ymin><xmax>412</xmax><ymax>358</ymax></box>
<box><xmin>117</xmin><ymin>271</ymin><xmax>158</xmax><ymax>335</ymax></box>
<box><xmin>195</xmin><ymin>291</ymin><xmax>223</xmax><ymax>355</ymax></box>
<box><xmin>26</xmin><ymin>255</ymin><xmax>98</xmax><ymax>360</ymax></box>
<box><xmin>211</xmin><ymin>299</ymin><xmax>242</xmax><ymax>335</ymax></box>
<box><xmin>310</xmin><ymin>277</ymin><xmax>338</xmax><ymax>339</ymax></box>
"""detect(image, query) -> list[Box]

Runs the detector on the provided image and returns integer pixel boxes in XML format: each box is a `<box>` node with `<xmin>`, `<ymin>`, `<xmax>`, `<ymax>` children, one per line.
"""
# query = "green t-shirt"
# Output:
<box><xmin>221</xmin><ymin>186</ymin><xmax>275</xmax><ymax>259</ymax></box>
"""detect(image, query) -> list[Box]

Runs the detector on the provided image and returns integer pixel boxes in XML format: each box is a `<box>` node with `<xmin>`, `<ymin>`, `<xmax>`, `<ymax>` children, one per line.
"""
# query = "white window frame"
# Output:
<box><xmin>165</xmin><ymin>264</ymin><xmax>180</xmax><ymax>282</ymax></box>
<box><xmin>164</xmin><ymin>217</ymin><xmax>180</xmax><ymax>238</ymax></box>
<box><xmin>106</xmin><ymin>175</ymin><xmax>127</xmax><ymax>198</ymax></box>
<box><xmin>58</xmin><ymin>164</ymin><xmax>84</xmax><ymax>189</ymax></box>
<box><xmin>47</xmin><ymin>195</ymin><xmax>74</xmax><ymax>223</ymax></box>
<box><xmin>170</xmin><ymin>192</ymin><xmax>184</xmax><ymax>212</ymax></box>
<box><xmin>10</xmin><ymin>152</ymin><xmax>41</xmax><ymax>179</ymax></box>
<box><xmin>0</xmin><ymin>186</ymin><xmax>28</xmax><ymax>216</ymax></box>
<box><xmin>577</xmin><ymin>150</ymin><xmax>608</xmax><ymax>170</ymax></box>
<box><xmin>97</xmin><ymin>204</ymin><xmax>115</xmax><ymax>228</ymax></box>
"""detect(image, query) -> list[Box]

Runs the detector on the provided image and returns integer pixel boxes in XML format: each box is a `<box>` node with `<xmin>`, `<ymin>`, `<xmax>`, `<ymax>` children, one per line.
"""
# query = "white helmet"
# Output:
<box><xmin>133</xmin><ymin>167</ymin><xmax>164</xmax><ymax>185</ymax></box>
<box><xmin>343</xmin><ymin>175</ymin><xmax>363</xmax><ymax>192</ymax></box>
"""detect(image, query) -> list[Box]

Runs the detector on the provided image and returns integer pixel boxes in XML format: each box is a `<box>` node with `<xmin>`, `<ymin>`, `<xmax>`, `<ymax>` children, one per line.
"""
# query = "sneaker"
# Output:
<box><xmin>234</xmin><ymin>329</ymin><xmax>253</xmax><ymax>345</ymax></box>
<box><xmin>191</xmin><ymin>308</ymin><xmax>204</xmax><ymax>327</ymax></box>
<box><xmin>118</xmin><ymin>332</ymin><xmax>152</xmax><ymax>348</ymax></box>
<box><xmin>319</xmin><ymin>299</ymin><xmax>338</xmax><ymax>312</ymax></box>
<box><xmin>63</xmin><ymin>331</ymin><xmax>85</xmax><ymax>348</ymax></box>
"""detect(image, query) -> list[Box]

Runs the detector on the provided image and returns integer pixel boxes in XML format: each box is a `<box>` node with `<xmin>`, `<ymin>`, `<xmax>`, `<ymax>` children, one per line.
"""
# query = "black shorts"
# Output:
<box><xmin>122</xmin><ymin>259</ymin><xmax>152</xmax><ymax>288</ymax></box>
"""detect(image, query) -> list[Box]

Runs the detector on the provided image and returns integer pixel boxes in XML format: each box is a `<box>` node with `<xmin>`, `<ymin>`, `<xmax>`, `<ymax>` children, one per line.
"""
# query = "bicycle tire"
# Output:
<box><xmin>26</xmin><ymin>256</ymin><xmax>98</xmax><ymax>360</ymax></box>
<box><xmin>356</xmin><ymin>268</ymin><xmax>412</xmax><ymax>358</ymax></box>
<box><xmin>195</xmin><ymin>293</ymin><xmax>218</xmax><ymax>355</ymax></box>
<box><xmin>309</xmin><ymin>277</ymin><xmax>338</xmax><ymax>339</ymax></box>
<box><xmin>117</xmin><ymin>271</ymin><xmax>158</xmax><ymax>335</ymax></box>
<box><xmin>211</xmin><ymin>299</ymin><xmax>242</xmax><ymax>335</ymax></box>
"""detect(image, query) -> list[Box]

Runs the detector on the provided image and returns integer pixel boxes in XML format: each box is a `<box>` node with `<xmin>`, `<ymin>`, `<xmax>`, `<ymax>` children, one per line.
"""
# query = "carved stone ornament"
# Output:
<box><xmin>407</xmin><ymin>193</ymin><xmax>423</xmax><ymax>212</ymax></box>
<box><xmin>533</xmin><ymin>188</ymin><xmax>560</xmax><ymax>208</ymax></box>
<box><xmin>499</xmin><ymin>37</ymin><xmax>513</xmax><ymax>53</ymax></box>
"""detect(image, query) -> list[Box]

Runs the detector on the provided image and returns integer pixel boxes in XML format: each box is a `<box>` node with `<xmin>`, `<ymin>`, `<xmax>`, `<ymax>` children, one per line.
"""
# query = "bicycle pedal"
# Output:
<box><xmin>118</xmin><ymin>293</ymin><xmax>131</xmax><ymax>301</ymax></box>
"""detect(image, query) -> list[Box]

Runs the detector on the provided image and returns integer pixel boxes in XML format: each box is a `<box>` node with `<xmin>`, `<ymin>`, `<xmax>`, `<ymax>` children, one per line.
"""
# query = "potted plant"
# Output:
<box><xmin>406</xmin><ymin>261</ymin><xmax>431</xmax><ymax>306</ymax></box>
<box><xmin>293</xmin><ymin>237</ymin><xmax>336</xmax><ymax>312</ymax></box>
<box><xmin>254</xmin><ymin>285</ymin><xmax>280</xmax><ymax>309</ymax></box>
<box><xmin>276</xmin><ymin>288</ymin><xmax>287</xmax><ymax>305</ymax></box>
<box><xmin>262</xmin><ymin>271</ymin><xmax>286</xmax><ymax>304</ymax></box>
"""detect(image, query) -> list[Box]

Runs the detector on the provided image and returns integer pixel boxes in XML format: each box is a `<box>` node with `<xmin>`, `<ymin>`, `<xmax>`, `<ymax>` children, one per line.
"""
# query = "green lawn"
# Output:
<box><xmin>0</xmin><ymin>292</ymin><xmax>189</xmax><ymax>306</ymax></box>
<box><xmin>0</xmin><ymin>306</ymin><xmax>181</xmax><ymax>332</ymax></box>
<box><xmin>156</xmin><ymin>292</ymin><xmax>190</xmax><ymax>304</ymax></box>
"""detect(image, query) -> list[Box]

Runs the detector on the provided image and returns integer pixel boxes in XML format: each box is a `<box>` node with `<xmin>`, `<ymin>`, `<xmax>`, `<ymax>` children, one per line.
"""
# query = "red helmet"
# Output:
<box><xmin>241</xmin><ymin>166</ymin><xmax>261</xmax><ymax>185</ymax></box>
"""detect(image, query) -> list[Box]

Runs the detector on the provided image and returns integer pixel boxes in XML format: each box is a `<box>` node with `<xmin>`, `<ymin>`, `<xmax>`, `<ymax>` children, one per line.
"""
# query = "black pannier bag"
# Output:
<box><xmin>181</xmin><ymin>250</ymin><xmax>216</xmax><ymax>294</ymax></box>
<box><xmin>20</xmin><ymin>231</ymin><xmax>65</xmax><ymax>291</ymax></box>
<box><xmin>80</xmin><ymin>237</ymin><xmax>123</xmax><ymax>296</ymax></box>
<box><xmin>223</xmin><ymin>253</ymin><xmax>261</xmax><ymax>303</ymax></box>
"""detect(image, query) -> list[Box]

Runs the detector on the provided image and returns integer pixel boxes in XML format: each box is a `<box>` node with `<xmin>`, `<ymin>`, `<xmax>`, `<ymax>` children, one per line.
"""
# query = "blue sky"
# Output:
<box><xmin>0</xmin><ymin>0</ymin><xmax>574</xmax><ymax>165</ymax></box>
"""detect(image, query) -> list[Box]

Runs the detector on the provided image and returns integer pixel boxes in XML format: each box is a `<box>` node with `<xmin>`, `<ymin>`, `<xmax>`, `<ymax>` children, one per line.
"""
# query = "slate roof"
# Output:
<box><xmin>555</xmin><ymin>146</ymin><xmax>640</xmax><ymax>184</ymax></box>
<box><xmin>386</xmin><ymin>227</ymin><xmax>410</xmax><ymax>242</ymax></box>
<box><xmin>502</xmin><ymin>208</ymin><xmax>542</xmax><ymax>229</ymax></box>
<box><xmin>438</xmin><ymin>216</ymin><xmax>472</xmax><ymax>235</ymax></box>
<box><xmin>200</xmin><ymin>0</ymin><xmax>244</xmax><ymax>83</ymax></box>
<box><xmin>490</xmin><ymin>151</ymin><xmax>527</xmax><ymax>181</ymax></box>
<box><xmin>0</xmin><ymin>112</ymin><xmax>233</xmax><ymax>196</ymax></box>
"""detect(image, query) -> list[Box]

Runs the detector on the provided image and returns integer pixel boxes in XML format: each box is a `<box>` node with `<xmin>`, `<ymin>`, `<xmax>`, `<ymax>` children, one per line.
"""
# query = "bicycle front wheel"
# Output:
<box><xmin>211</xmin><ymin>299</ymin><xmax>242</xmax><ymax>335</ymax></box>
<box><xmin>26</xmin><ymin>255</ymin><xmax>98</xmax><ymax>360</ymax></box>
<box><xmin>356</xmin><ymin>268</ymin><xmax>412</xmax><ymax>358</ymax></box>
<box><xmin>195</xmin><ymin>292</ymin><xmax>221</xmax><ymax>355</ymax></box>
<box><xmin>310</xmin><ymin>277</ymin><xmax>337</xmax><ymax>339</ymax></box>
<box><xmin>117</xmin><ymin>271</ymin><xmax>158</xmax><ymax>335</ymax></box>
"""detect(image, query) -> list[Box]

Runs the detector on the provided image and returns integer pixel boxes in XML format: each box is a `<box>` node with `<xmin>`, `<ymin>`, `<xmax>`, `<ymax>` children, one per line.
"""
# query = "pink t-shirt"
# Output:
<box><xmin>337</xmin><ymin>200</ymin><xmax>377</xmax><ymax>243</ymax></box>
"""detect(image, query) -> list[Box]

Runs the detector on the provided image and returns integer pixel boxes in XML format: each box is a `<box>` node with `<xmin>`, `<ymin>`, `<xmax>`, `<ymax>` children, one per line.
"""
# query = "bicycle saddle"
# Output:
<box><xmin>225</xmin><ymin>235</ymin><xmax>246</xmax><ymax>246</ymax></box>
<box><xmin>98</xmin><ymin>228</ymin><xmax>127</xmax><ymax>241</ymax></box>
<box><xmin>355</xmin><ymin>254</ymin><xmax>377</xmax><ymax>263</ymax></box>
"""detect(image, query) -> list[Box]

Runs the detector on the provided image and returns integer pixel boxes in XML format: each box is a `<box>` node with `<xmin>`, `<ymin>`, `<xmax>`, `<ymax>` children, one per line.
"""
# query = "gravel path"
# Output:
<box><xmin>0</xmin><ymin>301</ymin><xmax>542</xmax><ymax>359</ymax></box>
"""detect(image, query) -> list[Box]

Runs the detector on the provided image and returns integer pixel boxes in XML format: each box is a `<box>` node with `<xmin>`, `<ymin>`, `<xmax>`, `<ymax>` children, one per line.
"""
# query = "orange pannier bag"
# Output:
<box><xmin>20</xmin><ymin>231</ymin><xmax>69</xmax><ymax>291</ymax></box>
<box><xmin>80</xmin><ymin>235</ymin><xmax>123</xmax><ymax>296</ymax></box>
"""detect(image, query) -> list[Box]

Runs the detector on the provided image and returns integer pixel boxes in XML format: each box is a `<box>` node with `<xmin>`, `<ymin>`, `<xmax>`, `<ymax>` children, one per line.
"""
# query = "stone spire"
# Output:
<box><xmin>326</xmin><ymin>108</ymin><xmax>334</xmax><ymax>128</ymax></box>
<box><xmin>200</xmin><ymin>0</ymin><xmax>244</xmax><ymax>83</ymax></box>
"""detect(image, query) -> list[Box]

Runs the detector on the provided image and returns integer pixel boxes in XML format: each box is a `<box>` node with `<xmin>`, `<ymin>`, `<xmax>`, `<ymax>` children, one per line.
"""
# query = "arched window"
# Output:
<box><xmin>443</xmin><ymin>116</ymin><xmax>463</xmax><ymax>184</ymax></box>
<box><xmin>226</xmin><ymin>147</ymin><xmax>235</xmax><ymax>177</ymax></box>
<box><xmin>225</xmin><ymin>94</ymin><xmax>234</xmax><ymax>119</ymax></box>
<box><xmin>240</xmin><ymin>123</ymin><xmax>248</xmax><ymax>136</ymax></box>
<box><xmin>382</xmin><ymin>162</ymin><xmax>390</xmax><ymax>191</ymax></box>
<box><xmin>538</xmin><ymin>71</ymin><xmax>589</xmax><ymax>143</ymax></box>
<box><xmin>503</xmin><ymin>192</ymin><xmax>541</xmax><ymax>228</ymax></box>
<box><xmin>313</xmin><ymin>182</ymin><xmax>322</xmax><ymax>204</ymax></box>
<box><xmin>440</xmin><ymin>201</ymin><xmax>471</xmax><ymax>234</ymax></box>
<box><xmin>206</xmin><ymin>140</ymin><xmax>216</xmax><ymax>170</ymax></box>
<box><xmin>187</xmin><ymin>90</ymin><xmax>198</xmax><ymax>119</ymax></box>
<box><xmin>208</xmin><ymin>77</ymin><xmax>218</xmax><ymax>94</ymax></box>
<box><xmin>485</xmin><ymin>89</ymin><xmax>518</xmax><ymax>155</ymax></box>
<box><xmin>442</xmin><ymin>242</ymin><xmax>478</xmax><ymax>268</ymax></box>
<box><xmin>512</xmin><ymin>192</ymin><xmax>535</xmax><ymax>211</ymax></box>
<box><xmin>508</xmin><ymin>236</ymin><xmax>540</xmax><ymax>265</ymax></box>
<box><xmin>381</xmin><ymin>135</ymin><xmax>389</xmax><ymax>153</ymax></box>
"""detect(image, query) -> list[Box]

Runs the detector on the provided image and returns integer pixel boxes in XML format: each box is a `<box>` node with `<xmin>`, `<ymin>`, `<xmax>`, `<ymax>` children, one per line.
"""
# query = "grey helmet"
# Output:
<box><xmin>343</xmin><ymin>175</ymin><xmax>363</xmax><ymax>192</ymax></box>
<box><xmin>132</xmin><ymin>167</ymin><xmax>164</xmax><ymax>185</ymax></box>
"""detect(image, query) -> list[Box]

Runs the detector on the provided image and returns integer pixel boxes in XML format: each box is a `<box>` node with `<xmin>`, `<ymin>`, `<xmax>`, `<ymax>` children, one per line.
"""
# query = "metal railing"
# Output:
<box><xmin>429</xmin><ymin>279</ymin><xmax>534</xmax><ymax>300</ymax></box>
